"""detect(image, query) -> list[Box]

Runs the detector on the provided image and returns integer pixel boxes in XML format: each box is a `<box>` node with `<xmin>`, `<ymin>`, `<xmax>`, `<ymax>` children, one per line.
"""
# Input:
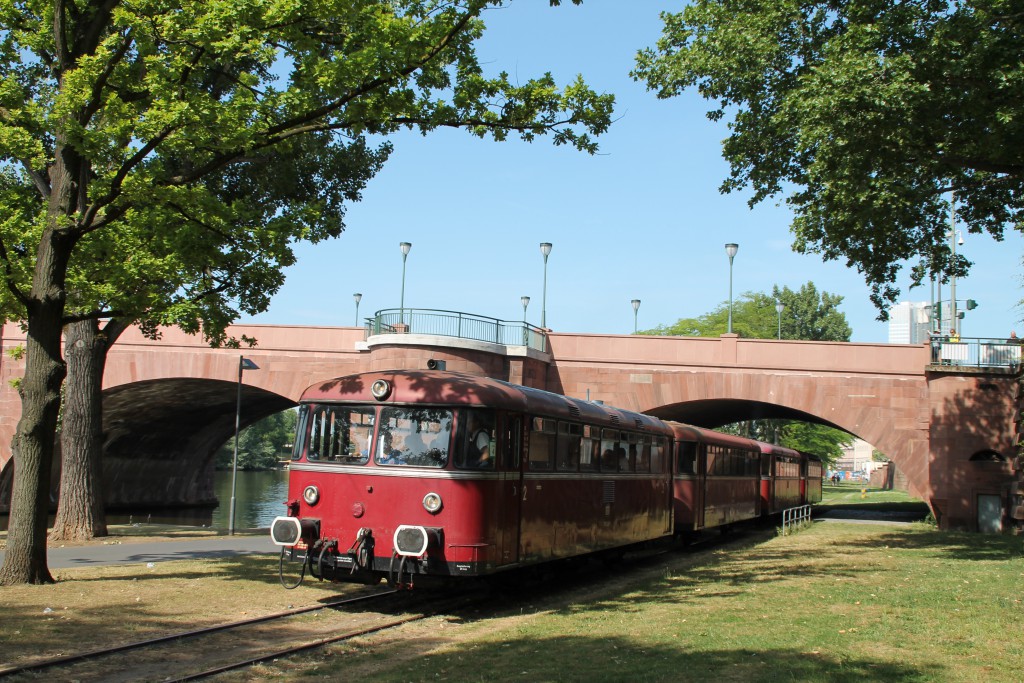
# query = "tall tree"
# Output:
<box><xmin>634</xmin><ymin>0</ymin><xmax>1024</xmax><ymax>315</ymax></box>
<box><xmin>0</xmin><ymin>0</ymin><xmax>613</xmax><ymax>585</ymax></box>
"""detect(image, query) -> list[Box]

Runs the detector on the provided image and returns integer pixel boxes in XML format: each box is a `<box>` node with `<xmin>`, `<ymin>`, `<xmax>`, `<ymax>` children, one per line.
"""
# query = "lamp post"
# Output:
<box><xmin>540</xmin><ymin>242</ymin><xmax>552</xmax><ymax>329</ymax></box>
<box><xmin>521</xmin><ymin>295</ymin><xmax>530</xmax><ymax>345</ymax></box>
<box><xmin>725</xmin><ymin>243</ymin><xmax>739</xmax><ymax>334</ymax></box>
<box><xmin>631</xmin><ymin>299</ymin><xmax>641</xmax><ymax>334</ymax></box>
<box><xmin>399</xmin><ymin>242</ymin><xmax>411</xmax><ymax>325</ymax></box>
<box><xmin>353</xmin><ymin>292</ymin><xmax>362</xmax><ymax>327</ymax></box>
<box><xmin>775</xmin><ymin>300</ymin><xmax>784</xmax><ymax>340</ymax></box>
<box><xmin>229</xmin><ymin>355</ymin><xmax>260</xmax><ymax>535</ymax></box>
<box><xmin>949</xmin><ymin>195</ymin><xmax>962</xmax><ymax>335</ymax></box>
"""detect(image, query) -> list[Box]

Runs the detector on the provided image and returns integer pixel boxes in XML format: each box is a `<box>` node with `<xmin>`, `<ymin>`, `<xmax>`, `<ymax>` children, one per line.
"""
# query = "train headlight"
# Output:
<box><xmin>302</xmin><ymin>485</ymin><xmax>321</xmax><ymax>506</ymax></box>
<box><xmin>422</xmin><ymin>492</ymin><xmax>443</xmax><ymax>514</ymax></box>
<box><xmin>371</xmin><ymin>379</ymin><xmax>391</xmax><ymax>400</ymax></box>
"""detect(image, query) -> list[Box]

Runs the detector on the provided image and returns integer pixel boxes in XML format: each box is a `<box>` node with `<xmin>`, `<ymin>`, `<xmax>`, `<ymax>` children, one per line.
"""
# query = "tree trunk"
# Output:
<box><xmin>0</xmin><ymin>147</ymin><xmax>80</xmax><ymax>585</ymax></box>
<box><xmin>0</xmin><ymin>265</ymin><xmax>69</xmax><ymax>584</ymax></box>
<box><xmin>50</xmin><ymin>319</ymin><xmax>113</xmax><ymax>541</ymax></box>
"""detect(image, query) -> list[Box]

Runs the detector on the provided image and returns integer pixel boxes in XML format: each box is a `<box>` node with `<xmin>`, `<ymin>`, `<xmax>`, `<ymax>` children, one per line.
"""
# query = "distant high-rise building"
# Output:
<box><xmin>888</xmin><ymin>302</ymin><xmax>932</xmax><ymax>344</ymax></box>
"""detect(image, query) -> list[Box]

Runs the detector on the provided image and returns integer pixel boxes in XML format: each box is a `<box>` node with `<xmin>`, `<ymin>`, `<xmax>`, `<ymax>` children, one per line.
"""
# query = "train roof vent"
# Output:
<box><xmin>609</xmin><ymin>414</ymin><xmax>620</xmax><ymax>427</ymax></box>
<box><xmin>568</xmin><ymin>404</ymin><xmax>581</xmax><ymax>420</ymax></box>
<box><xmin>634</xmin><ymin>418</ymin><xmax>644</xmax><ymax>430</ymax></box>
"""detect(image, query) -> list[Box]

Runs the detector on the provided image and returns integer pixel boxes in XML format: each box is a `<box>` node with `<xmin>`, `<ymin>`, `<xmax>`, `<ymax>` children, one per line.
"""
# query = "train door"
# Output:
<box><xmin>696</xmin><ymin>445</ymin><xmax>707</xmax><ymax>529</ymax></box>
<box><xmin>496</xmin><ymin>413</ymin><xmax>524</xmax><ymax>566</ymax></box>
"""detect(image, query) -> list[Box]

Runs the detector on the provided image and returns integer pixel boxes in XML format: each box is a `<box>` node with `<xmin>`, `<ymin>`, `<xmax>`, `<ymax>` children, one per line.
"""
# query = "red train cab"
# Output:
<box><xmin>271</xmin><ymin>370</ymin><xmax>674</xmax><ymax>586</ymax></box>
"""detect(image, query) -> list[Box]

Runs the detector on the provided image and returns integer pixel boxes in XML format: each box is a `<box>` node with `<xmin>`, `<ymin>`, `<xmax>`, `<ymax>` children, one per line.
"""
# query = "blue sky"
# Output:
<box><xmin>240</xmin><ymin>1</ymin><xmax>1024</xmax><ymax>343</ymax></box>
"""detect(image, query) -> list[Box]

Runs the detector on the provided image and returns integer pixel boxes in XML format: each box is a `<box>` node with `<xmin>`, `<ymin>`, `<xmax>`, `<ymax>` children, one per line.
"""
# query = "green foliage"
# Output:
<box><xmin>0</xmin><ymin>0</ymin><xmax>614</xmax><ymax>338</ymax></box>
<box><xmin>214</xmin><ymin>409</ymin><xmax>297</xmax><ymax>471</ymax></box>
<box><xmin>634</xmin><ymin>1</ymin><xmax>1024</xmax><ymax>315</ymax></box>
<box><xmin>780</xmin><ymin>421</ymin><xmax>851</xmax><ymax>465</ymax></box>
<box><xmin>641</xmin><ymin>281</ymin><xmax>851</xmax><ymax>341</ymax></box>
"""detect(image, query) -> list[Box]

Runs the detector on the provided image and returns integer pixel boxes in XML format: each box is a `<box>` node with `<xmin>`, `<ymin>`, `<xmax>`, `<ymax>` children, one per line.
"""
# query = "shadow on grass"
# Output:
<box><xmin>838</xmin><ymin>527</ymin><xmax>1022</xmax><ymax>561</ymax></box>
<box><xmin>351</xmin><ymin>632</ymin><xmax>942</xmax><ymax>683</ymax></box>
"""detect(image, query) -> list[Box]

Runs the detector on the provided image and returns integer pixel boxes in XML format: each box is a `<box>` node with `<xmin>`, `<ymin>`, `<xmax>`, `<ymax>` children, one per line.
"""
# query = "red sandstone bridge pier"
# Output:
<box><xmin>0</xmin><ymin>309</ymin><xmax>1019</xmax><ymax>531</ymax></box>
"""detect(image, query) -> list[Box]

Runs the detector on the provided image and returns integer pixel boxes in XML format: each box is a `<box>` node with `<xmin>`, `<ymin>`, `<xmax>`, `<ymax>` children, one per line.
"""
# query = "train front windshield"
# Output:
<box><xmin>376</xmin><ymin>407</ymin><xmax>453</xmax><ymax>467</ymax></box>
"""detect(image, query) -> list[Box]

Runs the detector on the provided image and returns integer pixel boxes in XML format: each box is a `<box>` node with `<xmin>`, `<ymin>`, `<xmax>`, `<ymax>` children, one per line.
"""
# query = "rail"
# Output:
<box><xmin>366</xmin><ymin>308</ymin><xmax>548</xmax><ymax>353</ymax></box>
<box><xmin>928</xmin><ymin>336</ymin><xmax>1022</xmax><ymax>370</ymax></box>
<box><xmin>781</xmin><ymin>504</ymin><xmax>813</xmax><ymax>536</ymax></box>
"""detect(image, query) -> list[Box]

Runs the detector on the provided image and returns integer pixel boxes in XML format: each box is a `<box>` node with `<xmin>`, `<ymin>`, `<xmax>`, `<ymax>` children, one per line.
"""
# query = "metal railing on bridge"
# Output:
<box><xmin>366</xmin><ymin>308</ymin><xmax>548</xmax><ymax>353</ymax></box>
<box><xmin>929</xmin><ymin>336</ymin><xmax>1022</xmax><ymax>370</ymax></box>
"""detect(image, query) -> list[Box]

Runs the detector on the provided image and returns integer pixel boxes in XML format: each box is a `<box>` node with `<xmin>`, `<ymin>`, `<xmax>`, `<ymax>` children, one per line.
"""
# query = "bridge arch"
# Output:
<box><xmin>99</xmin><ymin>378</ymin><xmax>295</xmax><ymax>509</ymax></box>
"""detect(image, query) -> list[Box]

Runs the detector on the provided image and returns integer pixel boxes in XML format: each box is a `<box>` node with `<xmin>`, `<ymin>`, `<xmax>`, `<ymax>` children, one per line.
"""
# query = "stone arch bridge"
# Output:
<box><xmin>0</xmin><ymin>322</ymin><xmax>1017</xmax><ymax>530</ymax></box>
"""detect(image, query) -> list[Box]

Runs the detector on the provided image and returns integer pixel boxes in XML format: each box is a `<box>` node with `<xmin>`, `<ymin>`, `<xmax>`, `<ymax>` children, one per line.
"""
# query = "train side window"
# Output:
<box><xmin>556</xmin><ymin>422</ymin><xmax>582</xmax><ymax>471</ymax></box>
<box><xmin>620</xmin><ymin>433</ymin><xmax>638</xmax><ymax>472</ymax></box>
<box><xmin>635</xmin><ymin>435</ymin><xmax>651</xmax><ymax>473</ymax></box>
<box><xmin>307</xmin><ymin>406</ymin><xmax>327</xmax><ymax>461</ymax></box>
<box><xmin>528</xmin><ymin>417</ymin><xmax>555</xmax><ymax>471</ymax></box>
<box><xmin>651</xmin><ymin>436</ymin><xmax>668</xmax><ymax>473</ymax></box>
<box><xmin>761</xmin><ymin>454</ymin><xmax>772</xmax><ymax>477</ymax></box>
<box><xmin>292</xmin><ymin>404</ymin><xmax>310</xmax><ymax>461</ymax></box>
<box><xmin>677</xmin><ymin>442</ymin><xmax>697</xmax><ymax>475</ymax></box>
<box><xmin>456</xmin><ymin>410</ymin><xmax>497</xmax><ymax>470</ymax></box>
<box><xmin>600</xmin><ymin>429</ymin><xmax>620</xmax><ymax>472</ymax></box>
<box><xmin>580</xmin><ymin>425</ymin><xmax>600</xmax><ymax>471</ymax></box>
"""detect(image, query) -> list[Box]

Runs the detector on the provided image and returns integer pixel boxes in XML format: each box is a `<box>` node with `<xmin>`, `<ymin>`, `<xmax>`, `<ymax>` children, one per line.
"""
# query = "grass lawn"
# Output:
<box><xmin>2</xmin><ymin>488</ymin><xmax>1020</xmax><ymax>682</ymax></box>
<box><xmin>284</xmin><ymin>521</ymin><xmax>1022</xmax><ymax>683</ymax></box>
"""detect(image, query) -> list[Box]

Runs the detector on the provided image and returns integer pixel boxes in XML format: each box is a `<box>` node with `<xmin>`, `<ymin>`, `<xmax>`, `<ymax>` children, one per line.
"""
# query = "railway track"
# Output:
<box><xmin>0</xmin><ymin>588</ymin><xmax>461</xmax><ymax>682</ymax></box>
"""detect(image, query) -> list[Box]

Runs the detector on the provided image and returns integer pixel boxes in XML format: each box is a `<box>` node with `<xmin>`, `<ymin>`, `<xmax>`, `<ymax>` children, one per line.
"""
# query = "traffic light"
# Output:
<box><xmin>965</xmin><ymin>299</ymin><xmax>978</xmax><ymax>310</ymax></box>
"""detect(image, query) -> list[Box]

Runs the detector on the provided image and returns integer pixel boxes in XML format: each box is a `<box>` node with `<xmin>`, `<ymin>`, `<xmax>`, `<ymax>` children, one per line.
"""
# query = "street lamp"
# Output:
<box><xmin>725</xmin><ymin>243</ymin><xmax>739</xmax><ymax>334</ymax></box>
<box><xmin>353</xmin><ymin>292</ymin><xmax>362</xmax><ymax>327</ymax></box>
<box><xmin>540</xmin><ymin>242</ymin><xmax>552</xmax><ymax>329</ymax></box>
<box><xmin>631</xmin><ymin>299</ymin><xmax>641</xmax><ymax>334</ymax></box>
<box><xmin>775</xmin><ymin>300</ymin><xmax>784</xmax><ymax>340</ymax></box>
<box><xmin>399</xmin><ymin>242</ymin><xmax>412</xmax><ymax>325</ymax></box>
<box><xmin>521</xmin><ymin>295</ymin><xmax>530</xmax><ymax>345</ymax></box>
<box><xmin>229</xmin><ymin>355</ymin><xmax>260</xmax><ymax>535</ymax></box>
<box><xmin>949</xmin><ymin>195</ymin><xmax>963</xmax><ymax>334</ymax></box>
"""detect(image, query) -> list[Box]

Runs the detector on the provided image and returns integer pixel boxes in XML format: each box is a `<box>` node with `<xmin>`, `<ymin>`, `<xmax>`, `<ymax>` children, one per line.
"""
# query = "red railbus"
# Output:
<box><xmin>271</xmin><ymin>370</ymin><xmax>674</xmax><ymax>586</ymax></box>
<box><xmin>271</xmin><ymin>370</ymin><xmax>823</xmax><ymax>587</ymax></box>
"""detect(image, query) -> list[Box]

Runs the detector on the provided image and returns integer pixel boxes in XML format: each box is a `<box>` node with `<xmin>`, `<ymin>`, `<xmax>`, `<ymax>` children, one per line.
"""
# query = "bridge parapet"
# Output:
<box><xmin>927</xmin><ymin>336</ymin><xmax>1022</xmax><ymax>370</ymax></box>
<box><xmin>367</xmin><ymin>308</ymin><xmax>548</xmax><ymax>352</ymax></box>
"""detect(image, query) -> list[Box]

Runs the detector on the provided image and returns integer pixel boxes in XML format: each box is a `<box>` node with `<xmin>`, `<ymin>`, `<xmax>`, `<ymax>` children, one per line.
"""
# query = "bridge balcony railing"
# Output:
<box><xmin>366</xmin><ymin>308</ymin><xmax>548</xmax><ymax>353</ymax></box>
<box><xmin>929</xmin><ymin>336</ymin><xmax>1022</xmax><ymax>370</ymax></box>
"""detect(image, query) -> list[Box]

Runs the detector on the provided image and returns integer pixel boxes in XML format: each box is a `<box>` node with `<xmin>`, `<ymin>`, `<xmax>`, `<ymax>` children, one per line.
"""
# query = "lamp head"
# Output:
<box><xmin>521</xmin><ymin>295</ymin><xmax>530</xmax><ymax>308</ymax></box>
<box><xmin>400</xmin><ymin>242</ymin><xmax>412</xmax><ymax>256</ymax></box>
<box><xmin>353</xmin><ymin>293</ymin><xmax>362</xmax><ymax>304</ymax></box>
<box><xmin>631</xmin><ymin>299</ymin><xmax>641</xmax><ymax>312</ymax></box>
<box><xmin>725</xmin><ymin>243</ymin><xmax>739</xmax><ymax>259</ymax></box>
<box><xmin>540</xmin><ymin>242</ymin><xmax>552</xmax><ymax>258</ymax></box>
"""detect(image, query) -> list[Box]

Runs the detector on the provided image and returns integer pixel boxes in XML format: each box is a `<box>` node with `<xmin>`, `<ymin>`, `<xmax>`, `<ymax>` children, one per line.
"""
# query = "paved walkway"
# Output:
<box><xmin>0</xmin><ymin>534</ymin><xmax>278</xmax><ymax>569</ymax></box>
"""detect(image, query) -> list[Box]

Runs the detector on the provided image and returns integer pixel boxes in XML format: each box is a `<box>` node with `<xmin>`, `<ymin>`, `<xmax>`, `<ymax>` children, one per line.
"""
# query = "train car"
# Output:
<box><xmin>757</xmin><ymin>442</ymin><xmax>805</xmax><ymax>514</ymax></box>
<box><xmin>801</xmin><ymin>452</ymin><xmax>824</xmax><ymax>505</ymax></box>
<box><xmin>270</xmin><ymin>370</ymin><xmax>674</xmax><ymax>587</ymax></box>
<box><xmin>670</xmin><ymin>424</ymin><xmax>763</xmax><ymax>535</ymax></box>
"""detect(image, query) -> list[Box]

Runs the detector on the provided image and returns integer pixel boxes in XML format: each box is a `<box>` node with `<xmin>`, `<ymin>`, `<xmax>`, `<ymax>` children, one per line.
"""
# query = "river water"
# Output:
<box><xmin>0</xmin><ymin>469</ymin><xmax>289</xmax><ymax>532</ymax></box>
